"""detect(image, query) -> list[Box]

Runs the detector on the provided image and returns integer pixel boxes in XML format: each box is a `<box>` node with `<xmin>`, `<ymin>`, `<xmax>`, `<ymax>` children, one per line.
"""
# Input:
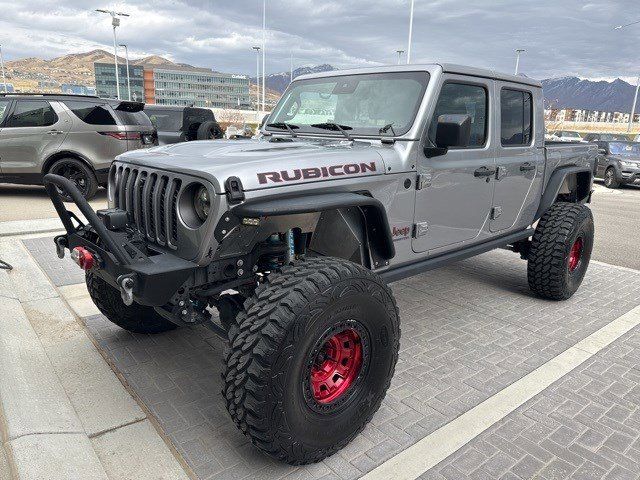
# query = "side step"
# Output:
<box><xmin>380</xmin><ymin>229</ymin><xmax>533</xmax><ymax>284</ymax></box>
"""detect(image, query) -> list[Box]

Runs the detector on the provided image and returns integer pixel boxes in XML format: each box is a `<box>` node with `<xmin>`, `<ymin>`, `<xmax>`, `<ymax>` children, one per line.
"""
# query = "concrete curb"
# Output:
<box><xmin>0</xmin><ymin>236</ymin><xmax>191</xmax><ymax>479</ymax></box>
<box><xmin>0</xmin><ymin>218</ymin><xmax>65</xmax><ymax>238</ymax></box>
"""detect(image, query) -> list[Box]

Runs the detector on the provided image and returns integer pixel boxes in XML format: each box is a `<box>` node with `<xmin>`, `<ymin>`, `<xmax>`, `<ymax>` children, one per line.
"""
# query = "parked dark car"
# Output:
<box><xmin>594</xmin><ymin>140</ymin><xmax>640</xmax><ymax>188</ymax></box>
<box><xmin>144</xmin><ymin>105</ymin><xmax>223</xmax><ymax>145</ymax></box>
<box><xmin>583</xmin><ymin>133</ymin><xmax>630</xmax><ymax>142</ymax></box>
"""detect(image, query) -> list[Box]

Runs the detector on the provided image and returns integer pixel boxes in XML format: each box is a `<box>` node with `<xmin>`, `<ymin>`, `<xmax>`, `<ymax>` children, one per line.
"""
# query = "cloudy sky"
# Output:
<box><xmin>1</xmin><ymin>0</ymin><xmax>639</xmax><ymax>80</ymax></box>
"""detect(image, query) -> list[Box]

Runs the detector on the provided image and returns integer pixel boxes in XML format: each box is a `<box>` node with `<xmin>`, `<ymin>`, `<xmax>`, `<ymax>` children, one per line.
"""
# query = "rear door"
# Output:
<box><xmin>412</xmin><ymin>76</ymin><xmax>496</xmax><ymax>253</ymax></box>
<box><xmin>0</xmin><ymin>98</ymin><xmax>12</xmax><ymax>174</ymax></box>
<box><xmin>0</xmin><ymin>99</ymin><xmax>70</xmax><ymax>177</ymax></box>
<box><xmin>490</xmin><ymin>84</ymin><xmax>544</xmax><ymax>232</ymax></box>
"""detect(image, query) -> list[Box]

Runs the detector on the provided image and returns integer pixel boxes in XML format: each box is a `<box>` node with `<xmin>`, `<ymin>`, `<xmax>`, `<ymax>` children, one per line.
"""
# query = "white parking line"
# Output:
<box><xmin>362</xmin><ymin>305</ymin><xmax>640</xmax><ymax>480</ymax></box>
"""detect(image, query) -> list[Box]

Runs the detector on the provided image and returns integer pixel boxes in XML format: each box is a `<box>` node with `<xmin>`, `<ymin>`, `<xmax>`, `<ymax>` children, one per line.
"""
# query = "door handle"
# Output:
<box><xmin>474</xmin><ymin>166</ymin><xmax>496</xmax><ymax>178</ymax></box>
<box><xmin>520</xmin><ymin>162</ymin><xmax>536</xmax><ymax>172</ymax></box>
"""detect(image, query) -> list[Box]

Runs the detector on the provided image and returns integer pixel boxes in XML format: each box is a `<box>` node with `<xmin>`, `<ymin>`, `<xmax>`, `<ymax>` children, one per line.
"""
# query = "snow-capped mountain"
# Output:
<box><xmin>252</xmin><ymin>64</ymin><xmax>337</xmax><ymax>93</ymax></box>
<box><xmin>542</xmin><ymin>76</ymin><xmax>639</xmax><ymax>112</ymax></box>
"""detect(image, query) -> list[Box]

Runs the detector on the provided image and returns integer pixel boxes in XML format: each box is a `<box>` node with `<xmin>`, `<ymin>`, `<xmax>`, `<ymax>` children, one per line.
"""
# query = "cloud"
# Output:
<box><xmin>0</xmin><ymin>0</ymin><xmax>637</xmax><ymax>80</ymax></box>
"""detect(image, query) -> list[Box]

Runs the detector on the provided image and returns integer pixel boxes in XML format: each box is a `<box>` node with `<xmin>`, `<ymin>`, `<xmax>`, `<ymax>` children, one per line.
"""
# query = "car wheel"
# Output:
<box><xmin>604</xmin><ymin>167</ymin><xmax>621</xmax><ymax>188</ymax></box>
<box><xmin>197</xmin><ymin>120</ymin><xmax>223</xmax><ymax>140</ymax></box>
<box><xmin>527</xmin><ymin>202</ymin><xmax>594</xmax><ymax>300</ymax></box>
<box><xmin>222</xmin><ymin>256</ymin><xmax>400</xmax><ymax>464</ymax></box>
<box><xmin>49</xmin><ymin>158</ymin><xmax>98</xmax><ymax>201</ymax></box>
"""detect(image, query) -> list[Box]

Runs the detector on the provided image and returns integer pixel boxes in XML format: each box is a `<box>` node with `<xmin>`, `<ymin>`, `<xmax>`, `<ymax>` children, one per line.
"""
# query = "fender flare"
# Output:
<box><xmin>217</xmin><ymin>192</ymin><xmax>396</xmax><ymax>260</ymax></box>
<box><xmin>535</xmin><ymin>165</ymin><xmax>592</xmax><ymax>220</ymax></box>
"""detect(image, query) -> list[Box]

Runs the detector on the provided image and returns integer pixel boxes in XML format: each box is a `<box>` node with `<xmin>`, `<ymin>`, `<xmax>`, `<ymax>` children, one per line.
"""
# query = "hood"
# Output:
<box><xmin>117</xmin><ymin>137</ymin><xmax>389</xmax><ymax>193</ymax></box>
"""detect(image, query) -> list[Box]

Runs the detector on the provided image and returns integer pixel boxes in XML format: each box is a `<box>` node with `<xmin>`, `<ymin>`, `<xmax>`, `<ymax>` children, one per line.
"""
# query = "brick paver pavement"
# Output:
<box><xmin>23</xmin><ymin>237</ymin><xmax>640</xmax><ymax>480</ymax></box>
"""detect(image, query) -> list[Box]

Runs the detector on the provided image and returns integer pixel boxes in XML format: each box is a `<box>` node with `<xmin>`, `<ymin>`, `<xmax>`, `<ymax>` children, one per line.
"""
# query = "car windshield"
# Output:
<box><xmin>146</xmin><ymin>109</ymin><xmax>183</xmax><ymax>131</ymax></box>
<box><xmin>563</xmin><ymin>131</ymin><xmax>581</xmax><ymax>138</ymax></box>
<box><xmin>267</xmin><ymin>71</ymin><xmax>429</xmax><ymax>137</ymax></box>
<box><xmin>608</xmin><ymin>142</ymin><xmax>640</xmax><ymax>155</ymax></box>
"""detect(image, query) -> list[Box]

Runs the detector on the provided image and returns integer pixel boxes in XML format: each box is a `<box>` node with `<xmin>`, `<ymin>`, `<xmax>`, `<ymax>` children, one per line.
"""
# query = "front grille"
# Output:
<box><xmin>113</xmin><ymin>165</ymin><xmax>182</xmax><ymax>249</ymax></box>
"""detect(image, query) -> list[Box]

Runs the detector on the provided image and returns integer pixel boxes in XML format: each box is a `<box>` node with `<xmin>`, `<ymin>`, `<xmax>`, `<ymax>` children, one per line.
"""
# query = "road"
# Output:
<box><xmin>589</xmin><ymin>181</ymin><xmax>640</xmax><ymax>270</ymax></box>
<box><xmin>1</xmin><ymin>181</ymin><xmax>638</xmax><ymax>270</ymax></box>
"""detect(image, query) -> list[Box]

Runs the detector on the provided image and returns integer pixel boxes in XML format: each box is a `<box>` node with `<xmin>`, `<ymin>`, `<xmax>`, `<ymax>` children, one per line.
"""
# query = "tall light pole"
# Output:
<box><xmin>261</xmin><ymin>0</ymin><xmax>266</xmax><ymax>113</ymax></box>
<box><xmin>614</xmin><ymin>20</ymin><xmax>640</xmax><ymax>131</ymax></box>
<box><xmin>406</xmin><ymin>0</ymin><xmax>415</xmax><ymax>64</ymax></box>
<box><xmin>96</xmin><ymin>9</ymin><xmax>130</xmax><ymax>100</ymax></box>
<box><xmin>119</xmin><ymin>44</ymin><xmax>131</xmax><ymax>101</ymax></box>
<box><xmin>0</xmin><ymin>45</ymin><xmax>7</xmax><ymax>93</ymax></box>
<box><xmin>514</xmin><ymin>49</ymin><xmax>526</xmax><ymax>75</ymax></box>
<box><xmin>290</xmin><ymin>51</ymin><xmax>293</xmax><ymax>83</ymax></box>
<box><xmin>252</xmin><ymin>46</ymin><xmax>261</xmax><ymax>119</ymax></box>
<box><xmin>396</xmin><ymin>49</ymin><xmax>405</xmax><ymax>65</ymax></box>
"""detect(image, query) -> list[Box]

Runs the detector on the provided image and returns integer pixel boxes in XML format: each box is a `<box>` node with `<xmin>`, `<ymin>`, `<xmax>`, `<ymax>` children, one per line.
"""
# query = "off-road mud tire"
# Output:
<box><xmin>528</xmin><ymin>202</ymin><xmax>594</xmax><ymax>300</ymax></box>
<box><xmin>222</xmin><ymin>256</ymin><xmax>400</xmax><ymax>464</ymax></box>
<box><xmin>86</xmin><ymin>271</ymin><xmax>176</xmax><ymax>334</ymax></box>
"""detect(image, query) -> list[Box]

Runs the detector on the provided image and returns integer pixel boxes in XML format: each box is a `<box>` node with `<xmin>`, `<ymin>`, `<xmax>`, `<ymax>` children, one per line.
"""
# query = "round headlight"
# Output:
<box><xmin>194</xmin><ymin>186</ymin><xmax>211</xmax><ymax>221</ymax></box>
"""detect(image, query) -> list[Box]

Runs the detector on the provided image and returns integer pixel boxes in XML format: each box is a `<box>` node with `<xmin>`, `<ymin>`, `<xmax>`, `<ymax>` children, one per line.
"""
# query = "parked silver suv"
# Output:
<box><xmin>0</xmin><ymin>94</ymin><xmax>155</xmax><ymax>200</ymax></box>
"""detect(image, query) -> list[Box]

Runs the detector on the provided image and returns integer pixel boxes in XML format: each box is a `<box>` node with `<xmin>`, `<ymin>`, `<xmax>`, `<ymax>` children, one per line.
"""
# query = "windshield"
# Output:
<box><xmin>267</xmin><ymin>71</ymin><xmax>429</xmax><ymax>137</ymax></box>
<box><xmin>562</xmin><ymin>131</ymin><xmax>581</xmax><ymax>138</ymax></box>
<box><xmin>609</xmin><ymin>142</ymin><xmax>640</xmax><ymax>156</ymax></box>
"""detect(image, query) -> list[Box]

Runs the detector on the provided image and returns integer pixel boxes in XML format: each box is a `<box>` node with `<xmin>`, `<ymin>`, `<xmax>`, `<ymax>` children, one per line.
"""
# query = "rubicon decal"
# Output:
<box><xmin>258</xmin><ymin>162</ymin><xmax>377</xmax><ymax>184</ymax></box>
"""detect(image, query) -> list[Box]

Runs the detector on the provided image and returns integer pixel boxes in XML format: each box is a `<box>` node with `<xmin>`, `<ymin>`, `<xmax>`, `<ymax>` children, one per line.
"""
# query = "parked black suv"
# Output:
<box><xmin>594</xmin><ymin>140</ymin><xmax>640</xmax><ymax>188</ymax></box>
<box><xmin>144</xmin><ymin>105</ymin><xmax>224</xmax><ymax>145</ymax></box>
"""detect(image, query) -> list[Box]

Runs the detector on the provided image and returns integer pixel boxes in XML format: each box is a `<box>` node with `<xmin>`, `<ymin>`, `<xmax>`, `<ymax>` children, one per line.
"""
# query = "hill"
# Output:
<box><xmin>3</xmin><ymin>49</ymin><xmax>183</xmax><ymax>90</ymax></box>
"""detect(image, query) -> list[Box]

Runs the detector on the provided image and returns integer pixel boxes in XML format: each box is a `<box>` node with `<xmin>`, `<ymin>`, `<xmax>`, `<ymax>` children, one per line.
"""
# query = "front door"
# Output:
<box><xmin>490</xmin><ymin>84</ymin><xmax>543</xmax><ymax>232</ymax></box>
<box><xmin>413</xmin><ymin>76</ymin><xmax>496</xmax><ymax>253</ymax></box>
<box><xmin>0</xmin><ymin>99</ymin><xmax>69</xmax><ymax>178</ymax></box>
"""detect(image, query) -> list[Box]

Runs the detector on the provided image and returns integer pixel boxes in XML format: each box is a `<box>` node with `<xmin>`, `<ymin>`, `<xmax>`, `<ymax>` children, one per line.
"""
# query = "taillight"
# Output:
<box><xmin>71</xmin><ymin>247</ymin><xmax>95</xmax><ymax>271</ymax></box>
<box><xmin>99</xmin><ymin>132</ymin><xmax>141</xmax><ymax>140</ymax></box>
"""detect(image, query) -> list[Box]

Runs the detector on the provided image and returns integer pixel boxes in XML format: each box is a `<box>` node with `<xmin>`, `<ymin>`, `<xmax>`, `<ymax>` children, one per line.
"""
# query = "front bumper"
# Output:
<box><xmin>618</xmin><ymin>165</ymin><xmax>640</xmax><ymax>184</ymax></box>
<box><xmin>43</xmin><ymin>173</ymin><xmax>197</xmax><ymax>307</ymax></box>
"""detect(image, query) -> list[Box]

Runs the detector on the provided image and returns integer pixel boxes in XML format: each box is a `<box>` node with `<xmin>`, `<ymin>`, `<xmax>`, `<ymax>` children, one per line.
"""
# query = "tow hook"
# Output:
<box><xmin>117</xmin><ymin>274</ymin><xmax>136</xmax><ymax>306</ymax></box>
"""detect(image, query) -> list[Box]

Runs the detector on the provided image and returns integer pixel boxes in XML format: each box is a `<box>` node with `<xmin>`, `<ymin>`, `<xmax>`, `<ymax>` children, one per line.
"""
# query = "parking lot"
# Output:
<box><xmin>0</xmin><ymin>178</ymin><xmax>635</xmax><ymax>480</ymax></box>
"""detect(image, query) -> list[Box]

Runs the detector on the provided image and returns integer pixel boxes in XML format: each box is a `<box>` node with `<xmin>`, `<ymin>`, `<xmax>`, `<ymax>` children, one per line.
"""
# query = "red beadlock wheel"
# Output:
<box><xmin>568</xmin><ymin>237</ymin><xmax>584</xmax><ymax>272</ymax></box>
<box><xmin>310</xmin><ymin>328</ymin><xmax>363</xmax><ymax>404</ymax></box>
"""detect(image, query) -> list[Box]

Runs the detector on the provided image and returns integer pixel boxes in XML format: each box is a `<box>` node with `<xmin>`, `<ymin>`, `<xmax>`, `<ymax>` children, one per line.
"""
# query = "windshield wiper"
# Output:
<box><xmin>266</xmin><ymin>122</ymin><xmax>299</xmax><ymax>137</ymax></box>
<box><xmin>379</xmin><ymin>123</ymin><xmax>397</xmax><ymax>136</ymax></box>
<box><xmin>310</xmin><ymin>122</ymin><xmax>353</xmax><ymax>141</ymax></box>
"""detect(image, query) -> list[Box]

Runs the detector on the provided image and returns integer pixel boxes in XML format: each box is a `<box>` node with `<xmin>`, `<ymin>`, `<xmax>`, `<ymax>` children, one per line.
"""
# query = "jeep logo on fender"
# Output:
<box><xmin>257</xmin><ymin>162</ymin><xmax>377</xmax><ymax>185</ymax></box>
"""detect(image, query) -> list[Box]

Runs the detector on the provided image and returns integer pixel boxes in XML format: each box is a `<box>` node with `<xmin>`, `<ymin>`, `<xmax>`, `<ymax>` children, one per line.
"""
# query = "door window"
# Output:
<box><xmin>428</xmin><ymin>82</ymin><xmax>488</xmax><ymax>148</ymax></box>
<box><xmin>0</xmin><ymin>99</ymin><xmax>9</xmax><ymax>124</ymax></box>
<box><xmin>501</xmin><ymin>89</ymin><xmax>533</xmax><ymax>146</ymax></box>
<box><xmin>7</xmin><ymin>100</ymin><xmax>57</xmax><ymax>127</ymax></box>
<box><xmin>64</xmin><ymin>101</ymin><xmax>116</xmax><ymax>126</ymax></box>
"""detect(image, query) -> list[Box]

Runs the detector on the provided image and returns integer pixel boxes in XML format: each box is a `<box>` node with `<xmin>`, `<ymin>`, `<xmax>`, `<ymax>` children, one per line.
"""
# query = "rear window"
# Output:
<box><xmin>7</xmin><ymin>100</ymin><xmax>57</xmax><ymax>127</ymax></box>
<box><xmin>115</xmin><ymin>110</ymin><xmax>152</xmax><ymax>127</ymax></box>
<box><xmin>146</xmin><ymin>109</ymin><xmax>183</xmax><ymax>131</ymax></box>
<box><xmin>500</xmin><ymin>89</ymin><xmax>533</xmax><ymax>146</ymax></box>
<box><xmin>65</xmin><ymin>101</ymin><xmax>116</xmax><ymax>126</ymax></box>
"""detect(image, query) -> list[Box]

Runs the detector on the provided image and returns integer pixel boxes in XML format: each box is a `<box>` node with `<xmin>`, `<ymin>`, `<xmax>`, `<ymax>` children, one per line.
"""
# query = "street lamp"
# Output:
<box><xmin>613</xmin><ymin>20</ymin><xmax>640</xmax><ymax>131</ymax></box>
<box><xmin>119</xmin><ymin>44</ymin><xmax>131</xmax><ymax>101</ymax></box>
<box><xmin>514</xmin><ymin>49</ymin><xmax>526</xmax><ymax>75</ymax></box>
<box><xmin>396</xmin><ymin>50</ymin><xmax>405</xmax><ymax>65</ymax></box>
<box><xmin>406</xmin><ymin>0</ymin><xmax>415</xmax><ymax>63</ymax></box>
<box><xmin>0</xmin><ymin>45</ymin><xmax>7</xmax><ymax>93</ymax></box>
<box><xmin>252</xmin><ymin>46</ymin><xmax>261</xmax><ymax>119</ymax></box>
<box><xmin>96</xmin><ymin>8</ymin><xmax>130</xmax><ymax>100</ymax></box>
<box><xmin>290</xmin><ymin>51</ymin><xmax>294</xmax><ymax>84</ymax></box>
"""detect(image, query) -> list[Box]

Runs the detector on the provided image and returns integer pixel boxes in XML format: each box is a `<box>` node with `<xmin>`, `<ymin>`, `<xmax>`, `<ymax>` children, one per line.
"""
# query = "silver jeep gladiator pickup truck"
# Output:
<box><xmin>45</xmin><ymin>63</ymin><xmax>597</xmax><ymax>465</ymax></box>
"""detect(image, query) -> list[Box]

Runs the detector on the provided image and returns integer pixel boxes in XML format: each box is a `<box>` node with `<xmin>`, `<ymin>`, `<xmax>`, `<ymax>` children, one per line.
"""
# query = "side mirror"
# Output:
<box><xmin>424</xmin><ymin>114</ymin><xmax>472</xmax><ymax>158</ymax></box>
<box><xmin>598</xmin><ymin>148</ymin><xmax>607</xmax><ymax>155</ymax></box>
